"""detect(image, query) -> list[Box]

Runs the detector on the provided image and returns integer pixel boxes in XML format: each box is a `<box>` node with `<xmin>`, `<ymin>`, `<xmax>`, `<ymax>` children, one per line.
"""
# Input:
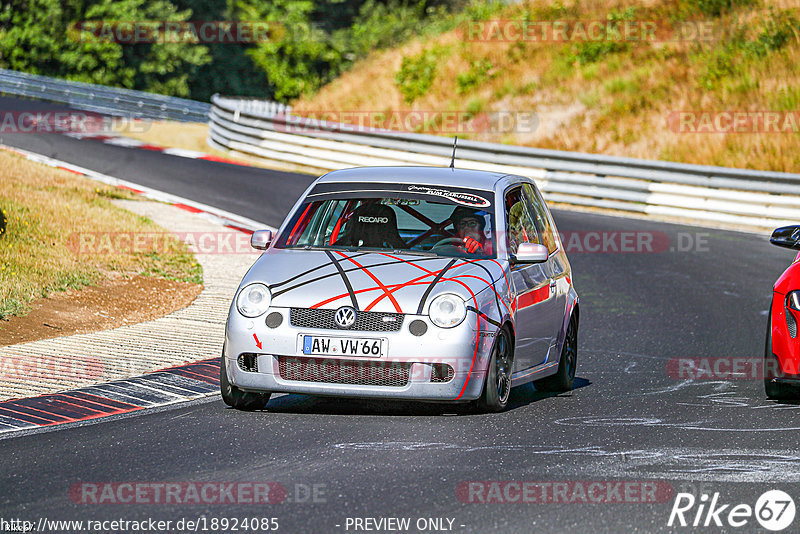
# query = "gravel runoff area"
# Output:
<box><xmin>0</xmin><ymin>199</ymin><xmax>260</xmax><ymax>401</ymax></box>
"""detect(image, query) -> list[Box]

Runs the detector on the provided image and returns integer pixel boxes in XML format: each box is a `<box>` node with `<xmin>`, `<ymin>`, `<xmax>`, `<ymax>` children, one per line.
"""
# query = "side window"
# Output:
<box><xmin>504</xmin><ymin>187</ymin><xmax>539</xmax><ymax>255</ymax></box>
<box><xmin>523</xmin><ymin>184</ymin><xmax>557</xmax><ymax>254</ymax></box>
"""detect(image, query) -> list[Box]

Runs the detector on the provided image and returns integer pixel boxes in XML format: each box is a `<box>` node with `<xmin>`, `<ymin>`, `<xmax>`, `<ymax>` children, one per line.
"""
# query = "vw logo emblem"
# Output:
<box><xmin>334</xmin><ymin>306</ymin><xmax>356</xmax><ymax>328</ymax></box>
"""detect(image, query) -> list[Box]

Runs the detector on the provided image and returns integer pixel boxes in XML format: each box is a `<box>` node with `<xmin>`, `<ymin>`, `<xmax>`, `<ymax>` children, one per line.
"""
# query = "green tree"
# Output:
<box><xmin>241</xmin><ymin>0</ymin><xmax>342</xmax><ymax>101</ymax></box>
<box><xmin>0</xmin><ymin>0</ymin><xmax>210</xmax><ymax>97</ymax></box>
<box><xmin>171</xmin><ymin>0</ymin><xmax>272</xmax><ymax>101</ymax></box>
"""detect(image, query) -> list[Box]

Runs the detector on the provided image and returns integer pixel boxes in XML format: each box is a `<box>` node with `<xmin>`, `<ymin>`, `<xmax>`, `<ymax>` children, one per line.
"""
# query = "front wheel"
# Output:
<box><xmin>535</xmin><ymin>314</ymin><xmax>578</xmax><ymax>392</ymax></box>
<box><xmin>220</xmin><ymin>352</ymin><xmax>271</xmax><ymax>411</ymax></box>
<box><xmin>477</xmin><ymin>327</ymin><xmax>514</xmax><ymax>412</ymax></box>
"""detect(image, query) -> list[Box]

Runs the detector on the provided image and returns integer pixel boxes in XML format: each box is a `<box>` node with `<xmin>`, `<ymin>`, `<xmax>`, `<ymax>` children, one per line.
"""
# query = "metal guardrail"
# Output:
<box><xmin>209</xmin><ymin>94</ymin><xmax>800</xmax><ymax>230</ymax></box>
<box><xmin>0</xmin><ymin>69</ymin><xmax>210</xmax><ymax>122</ymax></box>
<box><xmin>2</xmin><ymin>67</ymin><xmax>796</xmax><ymax>230</ymax></box>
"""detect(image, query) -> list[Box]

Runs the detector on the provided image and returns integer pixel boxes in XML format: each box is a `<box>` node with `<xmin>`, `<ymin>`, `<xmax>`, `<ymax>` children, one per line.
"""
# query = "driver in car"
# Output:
<box><xmin>450</xmin><ymin>206</ymin><xmax>490</xmax><ymax>255</ymax></box>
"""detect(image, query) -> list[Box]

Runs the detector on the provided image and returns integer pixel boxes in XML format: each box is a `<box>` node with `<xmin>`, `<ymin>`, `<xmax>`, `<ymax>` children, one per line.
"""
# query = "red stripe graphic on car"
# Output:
<box><xmin>274</xmin><ymin>255</ymin><xmax>439</xmax><ymax>297</ymax></box>
<box><xmin>311</xmin><ymin>279</ymin><xmax>440</xmax><ymax>309</ymax></box>
<box><xmin>434</xmin><ymin>277</ymin><xmax>480</xmax><ymax>400</ymax></box>
<box><xmin>488</xmin><ymin>258</ymin><xmax>512</xmax><ymax>295</ymax></box>
<box><xmin>335</xmin><ymin>252</ymin><xmax>403</xmax><ymax>313</ymax></box>
<box><xmin>371</xmin><ymin>253</ymin><xmax>511</xmax><ymax>316</ymax></box>
<box><xmin>309</xmin><ymin>256</ymin><xmax>486</xmax><ymax>400</ymax></box>
<box><xmin>365</xmin><ymin>255</ymin><xmax>471</xmax><ymax>312</ymax></box>
<box><xmin>306</xmin><ymin>258</ymin><xmax>451</xmax><ymax>309</ymax></box>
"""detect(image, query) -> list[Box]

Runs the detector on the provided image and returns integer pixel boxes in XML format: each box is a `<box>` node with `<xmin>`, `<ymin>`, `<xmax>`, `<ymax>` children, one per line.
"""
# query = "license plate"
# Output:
<box><xmin>301</xmin><ymin>335</ymin><xmax>386</xmax><ymax>357</ymax></box>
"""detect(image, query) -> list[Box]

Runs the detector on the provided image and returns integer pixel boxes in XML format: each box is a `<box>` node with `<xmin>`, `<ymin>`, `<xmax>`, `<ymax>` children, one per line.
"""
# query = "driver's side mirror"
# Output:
<box><xmin>511</xmin><ymin>242</ymin><xmax>549</xmax><ymax>264</ymax></box>
<box><xmin>770</xmin><ymin>226</ymin><xmax>800</xmax><ymax>250</ymax></box>
<box><xmin>251</xmin><ymin>229</ymin><xmax>273</xmax><ymax>250</ymax></box>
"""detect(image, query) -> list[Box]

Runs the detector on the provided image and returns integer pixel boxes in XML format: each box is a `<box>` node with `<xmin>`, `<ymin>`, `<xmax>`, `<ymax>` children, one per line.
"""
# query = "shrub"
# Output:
<box><xmin>567</xmin><ymin>8</ymin><xmax>635</xmax><ymax>65</ymax></box>
<box><xmin>456</xmin><ymin>58</ymin><xmax>493</xmax><ymax>94</ymax></box>
<box><xmin>744</xmin><ymin>9</ymin><xmax>800</xmax><ymax>57</ymax></box>
<box><xmin>690</xmin><ymin>0</ymin><xmax>756</xmax><ymax>17</ymax></box>
<box><xmin>395</xmin><ymin>47</ymin><xmax>441</xmax><ymax>103</ymax></box>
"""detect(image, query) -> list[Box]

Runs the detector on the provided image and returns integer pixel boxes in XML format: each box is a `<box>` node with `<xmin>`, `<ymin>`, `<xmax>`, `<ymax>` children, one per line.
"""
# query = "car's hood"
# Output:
<box><xmin>244</xmin><ymin>249</ymin><xmax>507</xmax><ymax>314</ymax></box>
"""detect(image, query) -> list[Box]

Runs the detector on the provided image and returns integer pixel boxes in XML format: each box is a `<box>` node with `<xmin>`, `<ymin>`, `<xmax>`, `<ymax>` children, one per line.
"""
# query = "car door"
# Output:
<box><xmin>505</xmin><ymin>185</ymin><xmax>552</xmax><ymax>372</ymax></box>
<box><xmin>523</xmin><ymin>183</ymin><xmax>567</xmax><ymax>360</ymax></box>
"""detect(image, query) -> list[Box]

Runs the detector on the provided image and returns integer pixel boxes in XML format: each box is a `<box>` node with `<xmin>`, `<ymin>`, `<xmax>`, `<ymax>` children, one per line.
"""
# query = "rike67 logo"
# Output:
<box><xmin>668</xmin><ymin>490</ymin><xmax>796</xmax><ymax>531</ymax></box>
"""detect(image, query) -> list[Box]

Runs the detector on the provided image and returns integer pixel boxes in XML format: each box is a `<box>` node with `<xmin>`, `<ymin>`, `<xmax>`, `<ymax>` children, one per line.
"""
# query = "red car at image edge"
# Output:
<box><xmin>767</xmin><ymin>225</ymin><xmax>800</xmax><ymax>399</ymax></box>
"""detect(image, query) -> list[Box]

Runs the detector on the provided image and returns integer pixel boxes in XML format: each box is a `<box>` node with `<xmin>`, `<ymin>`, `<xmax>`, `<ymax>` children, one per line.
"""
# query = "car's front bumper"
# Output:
<box><xmin>224</xmin><ymin>356</ymin><xmax>486</xmax><ymax>401</ymax></box>
<box><xmin>767</xmin><ymin>376</ymin><xmax>800</xmax><ymax>392</ymax></box>
<box><xmin>224</xmin><ymin>306</ymin><xmax>494</xmax><ymax>402</ymax></box>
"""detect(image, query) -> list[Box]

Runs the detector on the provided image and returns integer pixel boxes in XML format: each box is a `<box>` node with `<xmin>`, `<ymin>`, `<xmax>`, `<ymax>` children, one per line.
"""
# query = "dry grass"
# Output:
<box><xmin>116</xmin><ymin>121</ymin><xmax>214</xmax><ymax>154</ymax></box>
<box><xmin>294</xmin><ymin>0</ymin><xmax>800</xmax><ymax>172</ymax></box>
<box><xmin>0</xmin><ymin>150</ymin><xmax>202</xmax><ymax>319</ymax></box>
<box><xmin>115</xmin><ymin>121</ymin><xmax>309</xmax><ymax>172</ymax></box>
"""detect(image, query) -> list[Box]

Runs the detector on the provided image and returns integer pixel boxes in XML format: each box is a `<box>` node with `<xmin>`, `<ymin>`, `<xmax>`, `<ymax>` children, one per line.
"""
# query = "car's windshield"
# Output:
<box><xmin>275</xmin><ymin>185</ymin><xmax>496</xmax><ymax>259</ymax></box>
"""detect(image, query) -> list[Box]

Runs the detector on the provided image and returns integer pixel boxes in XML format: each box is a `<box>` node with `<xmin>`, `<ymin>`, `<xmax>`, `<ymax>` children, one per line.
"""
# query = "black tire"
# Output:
<box><xmin>765</xmin><ymin>309</ymin><xmax>793</xmax><ymax>400</ymax></box>
<box><xmin>535</xmin><ymin>314</ymin><xmax>577</xmax><ymax>392</ymax></box>
<box><xmin>220</xmin><ymin>353</ymin><xmax>271</xmax><ymax>411</ymax></box>
<box><xmin>477</xmin><ymin>327</ymin><xmax>514</xmax><ymax>413</ymax></box>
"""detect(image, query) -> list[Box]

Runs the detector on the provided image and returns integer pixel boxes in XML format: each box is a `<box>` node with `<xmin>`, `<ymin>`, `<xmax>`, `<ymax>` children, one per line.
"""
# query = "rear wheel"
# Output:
<box><xmin>765</xmin><ymin>309</ymin><xmax>794</xmax><ymax>400</ymax></box>
<box><xmin>477</xmin><ymin>327</ymin><xmax>513</xmax><ymax>413</ymax></box>
<box><xmin>534</xmin><ymin>314</ymin><xmax>577</xmax><ymax>392</ymax></box>
<box><xmin>220</xmin><ymin>351</ymin><xmax>271</xmax><ymax>411</ymax></box>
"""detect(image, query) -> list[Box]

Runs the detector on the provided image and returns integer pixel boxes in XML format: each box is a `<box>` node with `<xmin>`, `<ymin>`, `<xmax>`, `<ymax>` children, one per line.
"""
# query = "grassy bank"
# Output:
<box><xmin>0</xmin><ymin>150</ymin><xmax>201</xmax><ymax>319</ymax></box>
<box><xmin>293</xmin><ymin>0</ymin><xmax>800</xmax><ymax>172</ymax></box>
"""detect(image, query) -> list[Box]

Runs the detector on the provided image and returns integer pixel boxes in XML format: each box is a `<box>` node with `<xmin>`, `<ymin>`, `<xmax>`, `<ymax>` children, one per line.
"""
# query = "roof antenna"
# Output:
<box><xmin>449</xmin><ymin>136</ymin><xmax>458</xmax><ymax>169</ymax></box>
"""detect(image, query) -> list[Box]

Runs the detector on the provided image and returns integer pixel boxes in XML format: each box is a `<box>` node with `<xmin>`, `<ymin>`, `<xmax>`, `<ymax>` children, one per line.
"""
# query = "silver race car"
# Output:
<box><xmin>222</xmin><ymin>167</ymin><xmax>579</xmax><ymax>412</ymax></box>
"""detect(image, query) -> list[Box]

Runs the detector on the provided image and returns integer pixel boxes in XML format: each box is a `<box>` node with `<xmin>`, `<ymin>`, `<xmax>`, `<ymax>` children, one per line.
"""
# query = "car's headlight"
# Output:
<box><xmin>429</xmin><ymin>293</ymin><xmax>467</xmax><ymax>328</ymax></box>
<box><xmin>236</xmin><ymin>283</ymin><xmax>271</xmax><ymax>317</ymax></box>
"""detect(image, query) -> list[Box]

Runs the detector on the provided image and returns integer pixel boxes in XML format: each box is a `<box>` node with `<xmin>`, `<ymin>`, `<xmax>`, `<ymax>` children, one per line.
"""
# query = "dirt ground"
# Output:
<box><xmin>0</xmin><ymin>273</ymin><xmax>202</xmax><ymax>346</ymax></box>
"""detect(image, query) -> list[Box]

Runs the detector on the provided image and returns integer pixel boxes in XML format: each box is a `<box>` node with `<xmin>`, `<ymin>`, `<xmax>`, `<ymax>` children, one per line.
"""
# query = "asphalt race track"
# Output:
<box><xmin>0</xmin><ymin>97</ymin><xmax>314</xmax><ymax>227</ymax></box>
<box><xmin>1</xmin><ymin>96</ymin><xmax>799</xmax><ymax>532</ymax></box>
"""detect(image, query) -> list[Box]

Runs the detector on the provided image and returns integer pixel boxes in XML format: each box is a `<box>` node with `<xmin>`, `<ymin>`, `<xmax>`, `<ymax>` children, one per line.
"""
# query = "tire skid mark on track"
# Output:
<box><xmin>0</xmin><ymin>359</ymin><xmax>219</xmax><ymax>436</ymax></box>
<box><xmin>333</xmin><ymin>442</ymin><xmax>800</xmax><ymax>481</ymax></box>
<box><xmin>585</xmin><ymin>448</ymin><xmax>800</xmax><ymax>482</ymax></box>
<box><xmin>333</xmin><ymin>442</ymin><xmax>663</xmax><ymax>458</ymax></box>
<box><xmin>555</xmin><ymin>415</ymin><xmax>800</xmax><ymax>432</ymax></box>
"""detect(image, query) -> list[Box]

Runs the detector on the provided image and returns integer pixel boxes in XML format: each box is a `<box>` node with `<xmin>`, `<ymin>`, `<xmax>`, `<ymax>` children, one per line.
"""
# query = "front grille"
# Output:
<box><xmin>787</xmin><ymin>311</ymin><xmax>797</xmax><ymax>338</ymax></box>
<box><xmin>237</xmin><ymin>353</ymin><xmax>259</xmax><ymax>372</ymax></box>
<box><xmin>290</xmin><ymin>308</ymin><xmax>404</xmax><ymax>332</ymax></box>
<box><xmin>431</xmin><ymin>363</ymin><xmax>454</xmax><ymax>383</ymax></box>
<box><xmin>278</xmin><ymin>356</ymin><xmax>411</xmax><ymax>387</ymax></box>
